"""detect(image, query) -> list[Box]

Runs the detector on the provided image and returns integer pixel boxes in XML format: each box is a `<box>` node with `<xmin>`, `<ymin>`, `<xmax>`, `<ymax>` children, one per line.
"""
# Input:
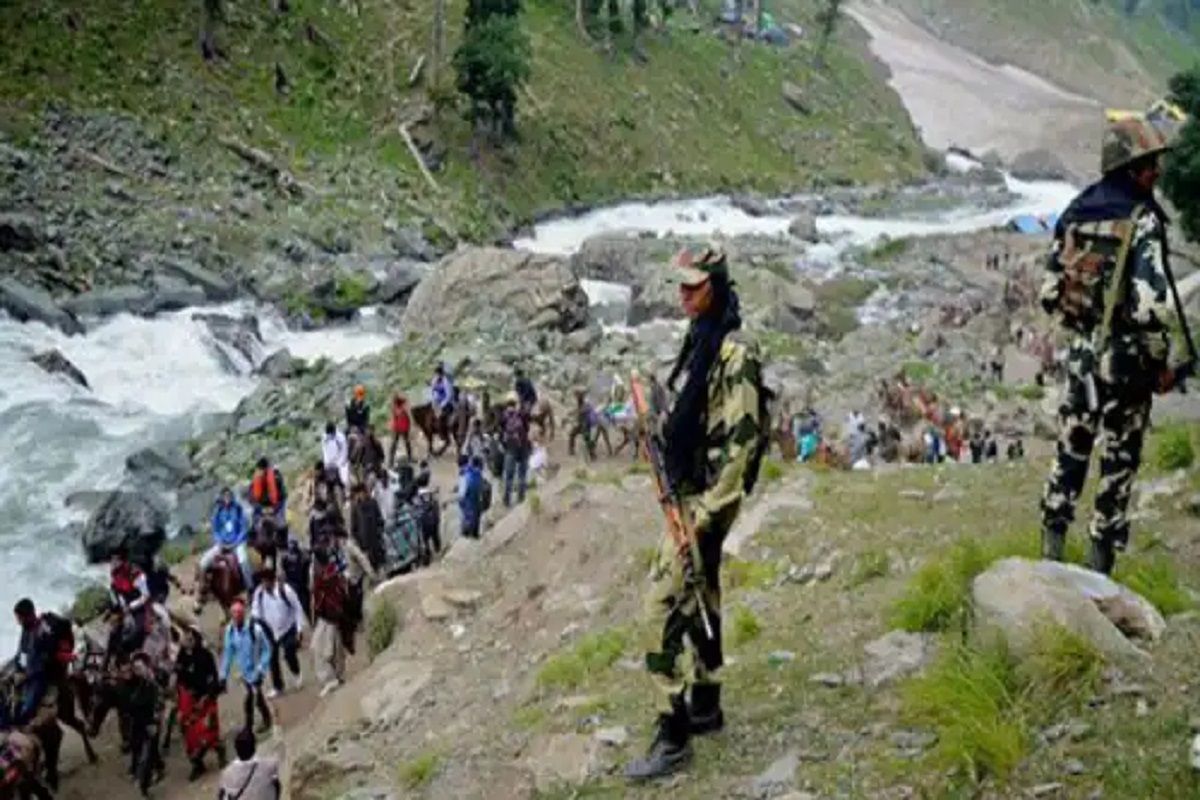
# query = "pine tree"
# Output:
<box><xmin>454</xmin><ymin>0</ymin><xmax>531</xmax><ymax>141</ymax></box>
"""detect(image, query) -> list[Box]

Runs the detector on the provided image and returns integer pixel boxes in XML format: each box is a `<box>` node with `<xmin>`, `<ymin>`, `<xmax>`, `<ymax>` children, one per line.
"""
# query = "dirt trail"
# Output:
<box><xmin>847</xmin><ymin>0</ymin><xmax>1103</xmax><ymax>178</ymax></box>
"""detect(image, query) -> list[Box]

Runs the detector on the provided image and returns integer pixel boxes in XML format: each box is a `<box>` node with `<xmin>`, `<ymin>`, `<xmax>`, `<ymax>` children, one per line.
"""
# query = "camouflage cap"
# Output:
<box><xmin>1101</xmin><ymin>117</ymin><xmax>1171</xmax><ymax>175</ymax></box>
<box><xmin>674</xmin><ymin>244</ymin><xmax>729</xmax><ymax>286</ymax></box>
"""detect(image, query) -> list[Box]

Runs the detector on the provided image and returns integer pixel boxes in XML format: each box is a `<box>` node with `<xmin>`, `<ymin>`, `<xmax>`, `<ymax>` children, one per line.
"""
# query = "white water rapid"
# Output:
<box><xmin>513</xmin><ymin>172</ymin><xmax>1077</xmax><ymax>258</ymax></box>
<box><xmin>0</xmin><ymin>305</ymin><xmax>392</xmax><ymax>643</ymax></box>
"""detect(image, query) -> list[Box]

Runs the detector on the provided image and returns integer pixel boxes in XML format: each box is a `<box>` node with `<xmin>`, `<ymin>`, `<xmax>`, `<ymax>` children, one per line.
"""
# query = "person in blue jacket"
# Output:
<box><xmin>201</xmin><ymin>488</ymin><xmax>254</xmax><ymax>590</ymax></box>
<box><xmin>219</xmin><ymin>599</ymin><xmax>273</xmax><ymax>733</ymax></box>
<box><xmin>457</xmin><ymin>454</ymin><xmax>484</xmax><ymax>540</ymax></box>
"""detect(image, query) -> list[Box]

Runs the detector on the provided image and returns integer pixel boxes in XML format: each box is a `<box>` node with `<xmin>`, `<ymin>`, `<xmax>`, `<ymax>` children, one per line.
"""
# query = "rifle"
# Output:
<box><xmin>1162</xmin><ymin>243</ymin><xmax>1199</xmax><ymax>390</ymax></box>
<box><xmin>629</xmin><ymin>371</ymin><xmax>714</xmax><ymax>641</ymax></box>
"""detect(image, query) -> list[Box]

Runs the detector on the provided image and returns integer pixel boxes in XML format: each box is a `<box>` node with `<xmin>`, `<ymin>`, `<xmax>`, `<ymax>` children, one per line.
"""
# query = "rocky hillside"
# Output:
<box><xmin>883</xmin><ymin>0</ymin><xmax>1199</xmax><ymax>105</ymax></box>
<box><xmin>0</xmin><ymin>0</ymin><xmax>926</xmax><ymax>310</ymax></box>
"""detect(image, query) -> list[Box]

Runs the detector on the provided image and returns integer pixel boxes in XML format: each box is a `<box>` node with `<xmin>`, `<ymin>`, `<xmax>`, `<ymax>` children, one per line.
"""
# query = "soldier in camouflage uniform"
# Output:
<box><xmin>1039</xmin><ymin>117</ymin><xmax>1190</xmax><ymax>574</ymax></box>
<box><xmin>625</xmin><ymin>246</ymin><xmax>769</xmax><ymax>780</ymax></box>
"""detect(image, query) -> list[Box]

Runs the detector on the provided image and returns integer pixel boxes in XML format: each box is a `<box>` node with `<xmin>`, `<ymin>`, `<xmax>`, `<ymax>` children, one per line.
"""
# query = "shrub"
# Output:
<box><xmin>1020</xmin><ymin>622</ymin><xmax>1104</xmax><ymax>702</ymax></box>
<box><xmin>902</xmin><ymin>641</ymin><xmax>1027</xmax><ymax>780</ymax></box>
<box><xmin>536</xmin><ymin>629</ymin><xmax>628</xmax><ymax>691</ymax></box>
<box><xmin>69</xmin><ymin>583</ymin><xmax>111</xmax><ymax>623</ymax></box>
<box><xmin>760</xmin><ymin>458</ymin><xmax>786</xmax><ymax>484</ymax></box>
<box><xmin>399</xmin><ymin>752</ymin><xmax>440</xmax><ymax>789</ymax></box>
<box><xmin>729</xmin><ymin>605</ymin><xmax>763</xmax><ymax>647</ymax></box>
<box><xmin>850</xmin><ymin>549</ymin><xmax>891</xmax><ymax>586</ymax></box>
<box><xmin>367</xmin><ymin>599</ymin><xmax>399</xmax><ymax>659</ymax></box>
<box><xmin>1152</xmin><ymin>424</ymin><xmax>1196</xmax><ymax>471</ymax></box>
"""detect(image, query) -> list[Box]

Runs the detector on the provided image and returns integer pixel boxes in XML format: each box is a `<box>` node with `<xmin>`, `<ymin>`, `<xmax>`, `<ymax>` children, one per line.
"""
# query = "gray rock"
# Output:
<box><xmin>0</xmin><ymin>213</ymin><xmax>44</xmax><ymax>252</ymax></box>
<box><xmin>570</xmin><ymin>234</ymin><xmax>647</xmax><ymax>284</ymax></box>
<box><xmin>388</xmin><ymin>224</ymin><xmax>437</xmax><ymax>262</ymax></box>
<box><xmin>359</xmin><ymin>658</ymin><xmax>433</xmax><ymax>726</ymax></box>
<box><xmin>1188</xmin><ymin>493</ymin><xmax>1200</xmax><ymax>518</ymax></box>
<box><xmin>402</xmin><ymin>247</ymin><xmax>589</xmax><ymax>335</ymax></box>
<box><xmin>862</xmin><ymin>630</ymin><xmax>937</xmax><ymax>687</ymax></box>
<box><xmin>235</xmin><ymin>415</ymin><xmax>274</xmax><ymax>436</ymax></box>
<box><xmin>377</xmin><ymin>262</ymin><xmax>425</xmax><ymax>304</ymax></box>
<box><xmin>0</xmin><ymin>278</ymin><xmax>83</xmax><ymax>335</ymax></box>
<box><xmin>194</xmin><ymin>313</ymin><xmax>264</xmax><ymax>372</ymax></box>
<box><xmin>1009</xmin><ymin>148</ymin><xmax>1072</xmax><ymax>181</ymax></box>
<box><xmin>523</xmin><ymin>733</ymin><xmax>605</xmax><ymax>792</ymax></box>
<box><xmin>593</xmin><ymin>726</ymin><xmax>629</xmax><ymax>747</ymax></box>
<box><xmin>732</xmin><ymin>194</ymin><xmax>772</xmax><ymax>218</ymax></box>
<box><xmin>81</xmin><ymin>491</ymin><xmax>168</xmax><ymax>563</ymax></box>
<box><xmin>1031</xmin><ymin>783</ymin><xmax>1064</xmax><ymax>798</ymax></box>
<box><xmin>153</xmin><ymin>256</ymin><xmax>236</xmax><ymax>300</ymax></box>
<box><xmin>751</xmin><ymin>750</ymin><xmax>798</xmax><ymax>796</ymax></box>
<box><xmin>176</xmin><ymin>482</ymin><xmax>220</xmax><ymax>533</ymax></box>
<box><xmin>810</xmin><ymin>672</ymin><xmax>844</xmax><ymax>688</ymax></box>
<box><xmin>972</xmin><ymin>558</ymin><xmax>1166</xmax><ymax>662</ymax></box>
<box><xmin>30</xmin><ymin>349</ymin><xmax>89</xmax><ymax>389</ymax></box>
<box><xmin>255</xmin><ymin>348</ymin><xmax>297</xmax><ymax>380</ymax></box>
<box><xmin>150</xmin><ymin>274</ymin><xmax>207</xmax><ymax>311</ymax></box>
<box><xmin>125</xmin><ymin>445</ymin><xmax>193</xmax><ymax>489</ymax></box>
<box><xmin>62</xmin><ymin>285</ymin><xmax>154</xmax><ymax>317</ymax></box>
<box><xmin>1063</xmin><ymin>758</ymin><xmax>1086</xmax><ymax>776</ymax></box>
<box><xmin>788</xmin><ymin>213</ymin><xmax>819</xmax><ymax>243</ymax></box>
<box><xmin>890</xmin><ymin>729</ymin><xmax>937</xmax><ymax>753</ymax></box>
<box><xmin>781</xmin><ymin>81</ymin><xmax>811</xmax><ymax>115</ymax></box>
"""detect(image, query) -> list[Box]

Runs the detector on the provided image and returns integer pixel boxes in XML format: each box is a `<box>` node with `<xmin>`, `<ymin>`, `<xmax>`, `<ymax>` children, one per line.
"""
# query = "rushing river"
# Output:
<box><xmin>0</xmin><ymin>305</ymin><xmax>391</xmax><ymax>643</ymax></box>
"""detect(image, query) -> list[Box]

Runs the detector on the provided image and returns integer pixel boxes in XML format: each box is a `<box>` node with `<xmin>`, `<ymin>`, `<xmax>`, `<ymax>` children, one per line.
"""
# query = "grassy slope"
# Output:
<box><xmin>890</xmin><ymin>0</ymin><xmax>1199</xmax><ymax>106</ymax></box>
<box><xmin>0</xmin><ymin>0</ymin><xmax>924</xmax><ymax>241</ymax></box>
<box><xmin>517</xmin><ymin>423</ymin><xmax>1200</xmax><ymax>799</ymax></box>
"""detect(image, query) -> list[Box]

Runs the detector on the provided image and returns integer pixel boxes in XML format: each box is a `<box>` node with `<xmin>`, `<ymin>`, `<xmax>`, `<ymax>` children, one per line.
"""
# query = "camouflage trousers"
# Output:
<box><xmin>644</xmin><ymin>499</ymin><xmax>740</xmax><ymax>712</ymax></box>
<box><xmin>1041</xmin><ymin>343</ymin><xmax>1153</xmax><ymax>551</ymax></box>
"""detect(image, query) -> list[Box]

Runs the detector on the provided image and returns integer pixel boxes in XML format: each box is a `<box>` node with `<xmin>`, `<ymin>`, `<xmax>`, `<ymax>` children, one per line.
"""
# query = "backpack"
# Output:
<box><xmin>1047</xmin><ymin>210</ymin><xmax>1139</xmax><ymax>333</ymax></box>
<box><xmin>312</xmin><ymin>563</ymin><xmax>347</xmax><ymax>622</ymax></box>
<box><xmin>479</xmin><ymin>475</ymin><xmax>493</xmax><ymax>512</ymax></box>
<box><xmin>41</xmin><ymin>613</ymin><xmax>75</xmax><ymax>667</ymax></box>
<box><xmin>503</xmin><ymin>410</ymin><xmax>529</xmax><ymax>452</ymax></box>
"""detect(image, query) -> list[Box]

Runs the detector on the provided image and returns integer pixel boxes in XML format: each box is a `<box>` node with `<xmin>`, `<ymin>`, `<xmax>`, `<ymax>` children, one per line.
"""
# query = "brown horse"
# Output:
<box><xmin>0</xmin><ymin>671</ymin><xmax>61</xmax><ymax>797</ymax></box>
<box><xmin>411</xmin><ymin>399</ymin><xmax>471</xmax><ymax>457</ymax></box>
<box><xmin>194</xmin><ymin>550</ymin><xmax>246</xmax><ymax>618</ymax></box>
<box><xmin>528</xmin><ymin>398</ymin><xmax>556</xmax><ymax>441</ymax></box>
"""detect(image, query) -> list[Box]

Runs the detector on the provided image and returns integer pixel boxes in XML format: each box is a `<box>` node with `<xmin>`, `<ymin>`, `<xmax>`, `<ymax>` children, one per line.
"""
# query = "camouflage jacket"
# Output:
<box><xmin>1040</xmin><ymin>177</ymin><xmax>1172</xmax><ymax>381</ymax></box>
<box><xmin>691</xmin><ymin>332</ymin><xmax>765</xmax><ymax>517</ymax></box>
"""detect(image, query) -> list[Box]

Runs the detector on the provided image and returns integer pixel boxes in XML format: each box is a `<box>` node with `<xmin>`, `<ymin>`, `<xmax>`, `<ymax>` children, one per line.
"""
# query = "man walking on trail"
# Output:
<box><xmin>625</xmin><ymin>245</ymin><xmax>769</xmax><ymax>780</ymax></box>
<box><xmin>514</xmin><ymin>366</ymin><xmax>538</xmax><ymax>412</ymax></box>
<box><xmin>500</xmin><ymin>392</ymin><xmax>531</xmax><ymax>508</ymax></box>
<box><xmin>389</xmin><ymin>392</ymin><xmax>413</xmax><ymax>466</ymax></box>
<box><xmin>218</xmin><ymin>600</ymin><xmax>273</xmax><ymax>734</ymax></box>
<box><xmin>1039</xmin><ymin>117</ymin><xmax>1194</xmax><ymax>575</ymax></box>
<box><xmin>250</xmin><ymin>568</ymin><xmax>306</xmax><ymax>698</ymax></box>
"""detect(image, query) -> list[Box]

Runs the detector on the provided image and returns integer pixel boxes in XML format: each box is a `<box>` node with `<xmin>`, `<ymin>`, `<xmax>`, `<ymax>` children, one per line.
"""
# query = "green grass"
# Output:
<box><xmin>890</xmin><ymin>538</ymin><xmax>999</xmax><ymax>633</ymax></box>
<box><xmin>760</xmin><ymin>457</ymin><xmax>786</xmax><ymax>484</ymax></box>
<box><xmin>367</xmin><ymin>598</ymin><xmax>399</xmax><ymax>659</ymax></box>
<box><xmin>1150</xmin><ymin>423</ymin><xmax>1197</xmax><ymax>471</ymax></box>
<box><xmin>528</xmin><ymin>491</ymin><xmax>542</xmax><ymax>515</ymax></box>
<box><xmin>901</xmin><ymin>360</ymin><xmax>935</xmax><ymax>383</ymax></box>
<box><xmin>398</xmin><ymin>751</ymin><xmax>441</xmax><ymax>790</ymax></box>
<box><xmin>850</xmin><ymin>548</ymin><xmax>891</xmax><ymax>587</ymax></box>
<box><xmin>1015</xmin><ymin>384</ymin><xmax>1046</xmax><ymax>402</ymax></box>
<box><xmin>69</xmin><ymin>583</ymin><xmax>111</xmax><ymax>623</ymax></box>
<box><xmin>865</xmin><ymin>237</ymin><xmax>911</xmax><ymax>262</ymax></box>
<box><xmin>725</xmin><ymin>558</ymin><xmax>780</xmax><ymax>591</ymax></box>
<box><xmin>160</xmin><ymin>536</ymin><xmax>202</xmax><ymax>566</ymax></box>
<box><xmin>1019</xmin><ymin>621</ymin><xmax>1105</xmax><ymax>701</ymax></box>
<box><xmin>729</xmin><ymin>604</ymin><xmax>762</xmax><ymax>647</ymax></box>
<box><xmin>902</xmin><ymin>641</ymin><xmax>1027</xmax><ymax>781</ymax></box>
<box><xmin>535</xmin><ymin>628</ymin><xmax>629</xmax><ymax>691</ymax></box>
<box><xmin>1115</xmin><ymin>555</ymin><xmax>1194</xmax><ymax>616</ymax></box>
<box><xmin>333</xmin><ymin>272</ymin><xmax>371</xmax><ymax>308</ymax></box>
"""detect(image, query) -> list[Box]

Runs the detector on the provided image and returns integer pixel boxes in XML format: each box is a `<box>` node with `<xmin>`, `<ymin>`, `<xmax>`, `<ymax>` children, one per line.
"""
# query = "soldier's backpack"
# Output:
<box><xmin>1049</xmin><ymin>209</ymin><xmax>1141</xmax><ymax>333</ymax></box>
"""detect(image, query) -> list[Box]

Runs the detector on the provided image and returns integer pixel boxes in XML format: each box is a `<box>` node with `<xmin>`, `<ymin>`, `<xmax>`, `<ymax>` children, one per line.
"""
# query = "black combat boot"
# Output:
<box><xmin>1041</xmin><ymin>524</ymin><xmax>1066</xmax><ymax>562</ymax></box>
<box><xmin>624</xmin><ymin>698</ymin><xmax>692</xmax><ymax>781</ymax></box>
<box><xmin>188</xmin><ymin>757</ymin><xmax>206</xmax><ymax>782</ymax></box>
<box><xmin>1087</xmin><ymin>537</ymin><xmax>1116</xmax><ymax>575</ymax></box>
<box><xmin>688</xmin><ymin>682</ymin><xmax>724</xmax><ymax>735</ymax></box>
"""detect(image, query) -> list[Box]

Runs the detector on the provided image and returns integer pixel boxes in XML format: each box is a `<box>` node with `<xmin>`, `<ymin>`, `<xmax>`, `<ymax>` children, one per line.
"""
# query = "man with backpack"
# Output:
<box><xmin>218</xmin><ymin>600</ymin><xmax>273</xmax><ymax>734</ymax></box>
<box><xmin>500</xmin><ymin>392</ymin><xmax>531</xmax><ymax>508</ymax></box>
<box><xmin>457</xmin><ymin>454</ymin><xmax>485</xmax><ymax>539</ymax></box>
<box><xmin>310</xmin><ymin>544</ymin><xmax>349</xmax><ymax>697</ymax></box>
<box><xmin>1039</xmin><ymin>117</ymin><xmax>1195</xmax><ymax>575</ymax></box>
<box><xmin>625</xmin><ymin>246</ymin><xmax>771</xmax><ymax>781</ymax></box>
<box><xmin>248</xmin><ymin>456</ymin><xmax>288</xmax><ymax>533</ymax></box>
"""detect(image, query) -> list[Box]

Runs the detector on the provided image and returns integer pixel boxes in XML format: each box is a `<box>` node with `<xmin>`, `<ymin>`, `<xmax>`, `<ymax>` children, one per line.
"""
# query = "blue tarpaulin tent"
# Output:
<box><xmin>1008</xmin><ymin>214</ymin><xmax>1058</xmax><ymax>234</ymax></box>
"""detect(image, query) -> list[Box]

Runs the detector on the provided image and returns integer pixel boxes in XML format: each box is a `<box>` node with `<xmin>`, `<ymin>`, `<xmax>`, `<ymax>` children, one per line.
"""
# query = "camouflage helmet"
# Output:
<box><xmin>674</xmin><ymin>244</ymin><xmax>729</xmax><ymax>287</ymax></box>
<box><xmin>1101</xmin><ymin>117</ymin><xmax>1171</xmax><ymax>175</ymax></box>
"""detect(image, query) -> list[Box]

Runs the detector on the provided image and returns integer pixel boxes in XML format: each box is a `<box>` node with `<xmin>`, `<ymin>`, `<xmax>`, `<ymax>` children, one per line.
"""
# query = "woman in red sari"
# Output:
<box><xmin>175</xmin><ymin>627</ymin><xmax>226</xmax><ymax>781</ymax></box>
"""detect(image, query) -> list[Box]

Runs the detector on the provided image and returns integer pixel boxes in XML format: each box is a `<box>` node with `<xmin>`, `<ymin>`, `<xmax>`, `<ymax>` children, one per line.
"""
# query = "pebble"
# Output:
<box><xmin>768</xmin><ymin>650</ymin><xmax>796</xmax><ymax>665</ymax></box>
<box><xmin>889</xmin><ymin>729</ymin><xmax>937</xmax><ymax>752</ymax></box>
<box><xmin>809</xmin><ymin>672</ymin><xmax>843</xmax><ymax>688</ymax></box>
<box><xmin>593</xmin><ymin>726</ymin><xmax>629</xmax><ymax>747</ymax></box>
<box><xmin>1031</xmin><ymin>783</ymin><xmax>1064</xmax><ymax>797</ymax></box>
<box><xmin>751</xmin><ymin>750</ymin><xmax>799</xmax><ymax>795</ymax></box>
<box><xmin>1064</xmin><ymin>758</ymin><xmax>1086</xmax><ymax>776</ymax></box>
<box><xmin>1135</xmin><ymin>698</ymin><xmax>1150</xmax><ymax>717</ymax></box>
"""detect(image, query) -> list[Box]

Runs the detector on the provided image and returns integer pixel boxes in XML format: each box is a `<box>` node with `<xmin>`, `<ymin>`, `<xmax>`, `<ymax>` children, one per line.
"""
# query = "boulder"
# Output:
<box><xmin>1009</xmin><ymin>148</ymin><xmax>1072</xmax><ymax>181</ymax></box>
<box><xmin>0</xmin><ymin>278</ymin><xmax>83</xmax><ymax>335</ymax></box>
<box><xmin>579</xmin><ymin>279</ymin><xmax>632</xmax><ymax>326</ymax></box>
<box><xmin>62</xmin><ymin>285</ymin><xmax>154</xmax><ymax>317</ymax></box>
<box><xmin>0</xmin><ymin>213</ymin><xmax>45</xmax><ymax>252</ymax></box>
<box><xmin>255</xmin><ymin>348</ymin><xmax>297</xmax><ymax>380</ymax></box>
<box><xmin>388</xmin><ymin>224</ymin><xmax>438</xmax><ymax>262</ymax></box>
<box><xmin>30</xmin><ymin>349</ymin><xmax>89</xmax><ymax>389</ymax></box>
<box><xmin>628</xmin><ymin>270</ymin><xmax>682</xmax><ymax>326</ymax></box>
<box><xmin>732</xmin><ymin>194</ymin><xmax>772</xmax><ymax>218</ymax></box>
<box><xmin>194</xmin><ymin>313</ymin><xmax>264</xmax><ymax>372</ymax></box>
<box><xmin>81</xmin><ymin>491</ymin><xmax>168</xmax><ymax>563</ymax></box>
<box><xmin>152</xmin><ymin>256</ymin><xmax>236</xmax><ymax>301</ymax></box>
<box><xmin>358</xmin><ymin>658</ymin><xmax>433</xmax><ymax>726</ymax></box>
<box><xmin>402</xmin><ymin>248</ymin><xmax>589</xmax><ymax>334</ymax></box>
<box><xmin>788</xmin><ymin>213</ymin><xmax>819</xmax><ymax>243</ymax></box>
<box><xmin>376</xmin><ymin>263</ymin><xmax>425</xmax><ymax>305</ymax></box>
<box><xmin>523</xmin><ymin>734</ymin><xmax>605</xmax><ymax>792</ymax></box>
<box><xmin>972</xmin><ymin>558</ymin><xmax>1166</xmax><ymax>662</ymax></box>
<box><xmin>125</xmin><ymin>445</ymin><xmax>194</xmax><ymax>489</ymax></box>
<box><xmin>570</xmin><ymin>234</ymin><xmax>647</xmax><ymax>284</ymax></box>
<box><xmin>771</xmin><ymin>282</ymin><xmax>817</xmax><ymax>334</ymax></box>
<box><xmin>150</xmin><ymin>275</ymin><xmax>207</xmax><ymax>311</ymax></box>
